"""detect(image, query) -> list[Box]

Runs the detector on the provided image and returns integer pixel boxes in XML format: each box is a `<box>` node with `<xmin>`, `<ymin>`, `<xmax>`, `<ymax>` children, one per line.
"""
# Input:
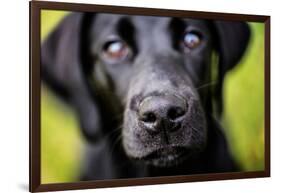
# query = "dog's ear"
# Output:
<box><xmin>41</xmin><ymin>13</ymin><xmax>102</xmax><ymax>142</ymax></box>
<box><xmin>212</xmin><ymin>21</ymin><xmax>250</xmax><ymax>117</ymax></box>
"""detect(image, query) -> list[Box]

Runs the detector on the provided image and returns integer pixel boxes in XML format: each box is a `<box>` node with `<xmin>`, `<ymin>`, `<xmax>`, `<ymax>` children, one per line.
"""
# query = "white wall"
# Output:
<box><xmin>0</xmin><ymin>0</ymin><xmax>279</xmax><ymax>192</ymax></box>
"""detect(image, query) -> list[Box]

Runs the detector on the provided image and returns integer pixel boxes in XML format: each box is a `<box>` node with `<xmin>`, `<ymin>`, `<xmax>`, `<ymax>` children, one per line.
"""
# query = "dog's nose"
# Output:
<box><xmin>138</xmin><ymin>95</ymin><xmax>187</xmax><ymax>134</ymax></box>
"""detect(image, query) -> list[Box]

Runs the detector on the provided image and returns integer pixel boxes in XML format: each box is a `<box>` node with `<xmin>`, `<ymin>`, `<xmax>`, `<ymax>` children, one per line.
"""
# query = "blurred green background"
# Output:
<box><xmin>40</xmin><ymin>10</ymin><xmax>265</xmax><ymax>184</ymax></box>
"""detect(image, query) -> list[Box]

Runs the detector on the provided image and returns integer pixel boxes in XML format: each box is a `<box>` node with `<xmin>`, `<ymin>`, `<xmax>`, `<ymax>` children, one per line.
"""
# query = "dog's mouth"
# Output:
<box><xmin>142</xmin><ymin>146</ymin><xmax>191</xmax><ymax>167</ymax></box>
<box><xmin>123</xmin><ymin>92</ymin><xmax>207</xmax><ymax>168</ymax></box>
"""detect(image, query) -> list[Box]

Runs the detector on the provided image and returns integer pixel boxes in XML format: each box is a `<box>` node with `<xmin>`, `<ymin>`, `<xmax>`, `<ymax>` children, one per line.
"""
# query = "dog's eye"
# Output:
<box><xmin>183</xmin><ymin>31</ymin><xmax>202</xmax><ymax>49</ymax></box>
<box><xmin>102</xmin><ymin>40</ymin><xmax>130</xmax><ymax>60</ymax></box>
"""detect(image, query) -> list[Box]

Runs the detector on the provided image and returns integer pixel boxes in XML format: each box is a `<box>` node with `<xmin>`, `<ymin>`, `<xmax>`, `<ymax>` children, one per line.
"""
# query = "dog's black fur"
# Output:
<box><xmin>41</xmin><ymin>13</ymin><xmax>250</xmax><ymax>180</ymax></box>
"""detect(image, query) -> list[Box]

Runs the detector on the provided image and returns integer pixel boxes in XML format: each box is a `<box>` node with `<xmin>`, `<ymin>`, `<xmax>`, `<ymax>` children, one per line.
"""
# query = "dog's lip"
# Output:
<box><xmin>142</xmin><ymin>146</ymin><xmax>190</xmax><ymax>167</ymax></box>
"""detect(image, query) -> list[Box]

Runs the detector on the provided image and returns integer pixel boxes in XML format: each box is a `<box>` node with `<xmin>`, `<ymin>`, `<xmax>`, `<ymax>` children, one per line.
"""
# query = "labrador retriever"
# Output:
<box><xmin>41</xmin><ymin>12</ymin><xmax>250</xmax><ymax>180</ymax></box>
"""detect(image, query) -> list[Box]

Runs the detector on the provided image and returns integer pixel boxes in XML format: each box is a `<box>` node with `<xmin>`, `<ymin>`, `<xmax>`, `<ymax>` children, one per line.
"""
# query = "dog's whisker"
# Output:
<box><xmin>195</xmin><ymin>81</ymin><xmax>218</xmax><ymax>90</ymax></box>
<box><xmin>98</xmin><ymin>125</ymin><xmax>123</xmax><ymax>142</ymax></box>
<box><xmin>109</xmin><ymin>134</ymin><xmax>123</xmax><ymax>157</ymax></box>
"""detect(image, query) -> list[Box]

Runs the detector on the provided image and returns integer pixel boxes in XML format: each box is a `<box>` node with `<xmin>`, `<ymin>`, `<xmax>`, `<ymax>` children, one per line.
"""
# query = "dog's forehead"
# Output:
<box><xmin>93</xmin><ymin>13</ymin><xmax>208</xmax><ymax>32</ymax></box>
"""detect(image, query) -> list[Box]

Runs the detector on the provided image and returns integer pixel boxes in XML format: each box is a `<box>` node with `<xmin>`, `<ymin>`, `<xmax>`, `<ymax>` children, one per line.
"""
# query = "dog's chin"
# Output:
<box><xmin>141</xmin><ymin>147</ymin><xmax>191</xmax><ymax>167</ymax></box>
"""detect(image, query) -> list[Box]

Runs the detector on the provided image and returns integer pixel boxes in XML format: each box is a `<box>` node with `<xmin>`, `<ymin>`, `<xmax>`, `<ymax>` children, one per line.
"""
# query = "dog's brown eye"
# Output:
<box><xmin>183</xmin><ymin>32</ymin><xmax>201</xmax><ymax>49</ymax></box>
<box><xmin>103</xmin><ymin>40</ymin><xmax>129</xmax><ymax>60</ymax></box>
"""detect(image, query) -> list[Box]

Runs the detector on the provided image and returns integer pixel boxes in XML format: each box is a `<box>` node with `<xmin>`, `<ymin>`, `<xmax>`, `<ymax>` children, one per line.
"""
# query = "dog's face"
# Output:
<box><xmin>89</xmin><ymin>15</ymin><xmax>215</xmax><ymax>167</ymax></box>
<box><xmin>42</xmin><ymin>13</ymin><xmax>250</xmax><ymax>168</ymax></box>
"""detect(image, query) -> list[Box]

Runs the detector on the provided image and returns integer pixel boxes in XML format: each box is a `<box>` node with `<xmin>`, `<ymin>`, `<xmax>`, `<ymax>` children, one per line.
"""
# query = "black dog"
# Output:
<box><xmin>41</xmin><ymin>12</ymin><xmax>250</xmax><ymax>180</ymax></box>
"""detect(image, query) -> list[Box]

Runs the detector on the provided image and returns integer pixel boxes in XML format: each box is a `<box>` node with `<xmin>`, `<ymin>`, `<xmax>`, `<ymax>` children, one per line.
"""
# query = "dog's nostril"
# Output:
<box><xmin>137</xmin><ymin>95</ymin><xmax>187</xmax><ymax>134</ymax></box>
<box><xmin>167</xmin><ymin>107</ymin><xmax>186</xmax><ymax>120</ymax></box>
<box><xmin>140</xmin><ymin>112</ymin><xmax>157</xmax><ymax>123</ymax></box>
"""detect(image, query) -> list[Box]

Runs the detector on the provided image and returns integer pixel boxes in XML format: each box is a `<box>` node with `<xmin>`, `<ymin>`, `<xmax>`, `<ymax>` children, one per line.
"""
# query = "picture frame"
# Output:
<box><xmin>30</xmin><ymin>0</ymin><xmax>270</xmax><ymax>192</ymax></box>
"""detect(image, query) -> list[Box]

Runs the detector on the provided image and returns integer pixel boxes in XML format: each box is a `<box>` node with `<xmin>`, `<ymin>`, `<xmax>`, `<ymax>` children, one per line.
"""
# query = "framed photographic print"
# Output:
<box><xmin>30</xmin><ymin>0</ymin><xmax>270</xmax><ymax>192</ymax></box>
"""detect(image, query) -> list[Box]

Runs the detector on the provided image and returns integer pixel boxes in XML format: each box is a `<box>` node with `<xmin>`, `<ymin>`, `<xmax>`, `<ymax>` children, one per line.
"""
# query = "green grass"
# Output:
<box><xmin>41</xmin><ymin>86</ymin><xmax>83</xmax><ymax>183</ymax></box>
<box><xmin>40</xmin><ymin>10</ymin><xmax>265</xmax><ymax>183</ymax></box>
<box><xmin>224</xmin><ymin>23</ymin><xmax>265</xmax><ymax>171</ymax></box>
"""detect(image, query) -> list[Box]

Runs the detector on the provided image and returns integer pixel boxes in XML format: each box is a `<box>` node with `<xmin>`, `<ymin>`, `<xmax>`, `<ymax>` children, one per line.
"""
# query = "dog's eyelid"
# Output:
<box><xmin>184</xmin><ymin>26</ymin><xmax>204</xmax><ymax>37</ymax></box>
